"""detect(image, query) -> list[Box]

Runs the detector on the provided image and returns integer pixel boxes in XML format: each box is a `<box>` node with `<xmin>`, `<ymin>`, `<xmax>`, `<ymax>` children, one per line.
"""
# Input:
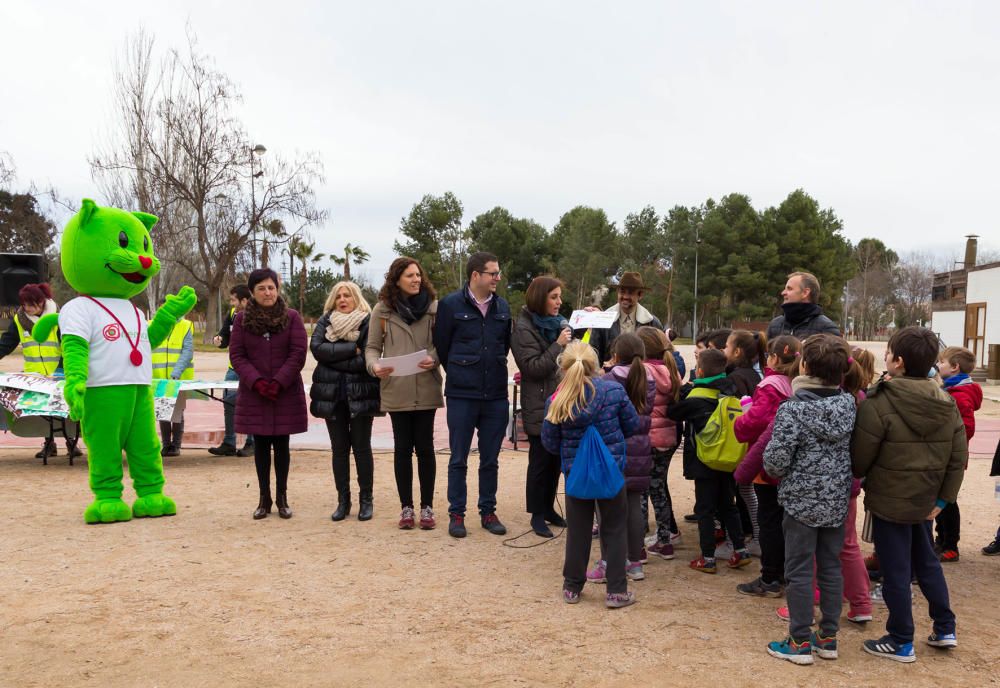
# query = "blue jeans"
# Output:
<box><xmin>872</xmin><ymin>515</ymin><xmax>956</xmax><ymax>644</ymax></box>
<box><xmin>446</xmin><ymin>397</ymin><xmax>508</xmax><ymax>517</ymax></box>
<box><xmin>222</xmin><ymin>367</ymin><xmax>239</xmax><ymax>447</ymax></box>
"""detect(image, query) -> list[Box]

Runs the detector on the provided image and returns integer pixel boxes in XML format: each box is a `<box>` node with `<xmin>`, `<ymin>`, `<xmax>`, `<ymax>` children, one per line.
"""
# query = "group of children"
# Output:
<box><xmin>540</xmin><ymin>322</ymin><xmax>986</xmax><ymax>666</ymax></box>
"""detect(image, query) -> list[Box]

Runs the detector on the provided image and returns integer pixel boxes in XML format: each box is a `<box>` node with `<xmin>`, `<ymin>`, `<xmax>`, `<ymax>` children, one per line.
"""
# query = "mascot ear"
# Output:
<box><xmin>78</xmin><ymin>199</ymin><xmax>97</xmax><ymax>227</ymax></box>
<box><xmin>132</xmin><ymin>212</ymin><xmax>159</xmax><ymax>232</ymax></box>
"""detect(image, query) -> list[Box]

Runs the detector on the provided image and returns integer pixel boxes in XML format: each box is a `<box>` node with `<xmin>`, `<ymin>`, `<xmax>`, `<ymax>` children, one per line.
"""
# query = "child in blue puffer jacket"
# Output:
<box><xmin>542</xmin><ymin>340</ymin><xmax>641</xmax><ymax>608</ymax></box>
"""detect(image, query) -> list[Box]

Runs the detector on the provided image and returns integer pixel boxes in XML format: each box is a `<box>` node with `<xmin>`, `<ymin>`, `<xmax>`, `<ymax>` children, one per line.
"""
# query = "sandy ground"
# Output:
<box><xmin>2</xmin><ymin>445</ymin><xmax>1000</xmax><ymax>687</ymax></box>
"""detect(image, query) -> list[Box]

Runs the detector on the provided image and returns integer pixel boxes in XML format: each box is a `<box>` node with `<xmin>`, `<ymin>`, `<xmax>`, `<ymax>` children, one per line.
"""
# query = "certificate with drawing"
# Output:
<box><xmin>568</xmin><ymin>310</ymin><xmax>617</xmax><ymax>329</ymax></box>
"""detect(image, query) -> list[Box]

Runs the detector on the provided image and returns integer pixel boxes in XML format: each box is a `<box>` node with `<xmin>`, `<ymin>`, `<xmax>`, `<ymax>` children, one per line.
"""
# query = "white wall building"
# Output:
<box><xmin>931</xmin><ymin>256</ymin><xmax>1000</xmax><ymax>372</ymax></box>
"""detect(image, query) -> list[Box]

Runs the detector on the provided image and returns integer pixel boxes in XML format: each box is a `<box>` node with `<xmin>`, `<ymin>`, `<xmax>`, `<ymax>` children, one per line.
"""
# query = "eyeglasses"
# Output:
<box><xmin>479</xmin><ymin>270</ymin><xmax>502</xmax><ymax>280</ymax></box>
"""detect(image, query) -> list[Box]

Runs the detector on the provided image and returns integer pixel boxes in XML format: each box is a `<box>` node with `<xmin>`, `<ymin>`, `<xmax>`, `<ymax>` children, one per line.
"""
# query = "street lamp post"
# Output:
<box><xmin>692</xmin><ymin>221</ymin><xmax>702</xmax><ymax>342</ymax></box>
<box><xmin>249</xmin><ymin>143</ymin><xmax>266</xmax><ymax>265</ymax></box>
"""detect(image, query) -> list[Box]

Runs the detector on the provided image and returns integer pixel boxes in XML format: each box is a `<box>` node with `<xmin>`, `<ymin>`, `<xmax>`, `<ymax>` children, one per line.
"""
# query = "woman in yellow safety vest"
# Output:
<box><xmin>0</xmin><ymin>282</ymin><xmax>81</xmax><ymax>459</ymax></box>
<box><xmin>149</xmin><ymin>315</ymin><xmax>194</xmax><ymax>457</ymax></box>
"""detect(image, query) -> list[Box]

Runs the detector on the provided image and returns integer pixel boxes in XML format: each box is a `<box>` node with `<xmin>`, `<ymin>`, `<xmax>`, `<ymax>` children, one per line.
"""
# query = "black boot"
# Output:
<box><xmin>163</xmin><ymin>421</ymin><xmax>184</xmax><ymax>457</ymax></box>
<box><xmin>276</xmin><ymin>491</ymin><xmax>292</xmax><ymax>519</ymax></box>
<box><xmin>253</xmin><ymin>492</ymin><xmax>272</xmax><ymax>520</ymax></box>
<box><xmin>331</xmin><ymin>493</ymin><xmax>351</xmax><ymax>522</ymax></box>
<box><xmin>35</xmin><ymin>438</ymin><xmax>57</xmax><ymax>460</ymax></box>
<box><xmin>358</xmin><ymin>490</ymin><xmax>374</xmax><ymax>522</ymax></box>
<box><xmin>159</xmin><ymin>421</ymin><xmax>173</xmax><ymax>457</ymax></box>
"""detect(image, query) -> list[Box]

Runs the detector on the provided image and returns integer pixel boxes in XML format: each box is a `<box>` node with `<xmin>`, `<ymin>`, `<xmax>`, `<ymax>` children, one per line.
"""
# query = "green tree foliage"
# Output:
<box><xmin>467</xmin><ymin>206</ymin><xmax>552</xmax><ymax>312</ymax></box>
<box><xmin>294</xmin><ymin>266</ymin><xmax>378</xmax><ymax>320</ymax></box>
<box><xmin>393</xmin><ymin>192</ymin><xmax>467</xmax><ymax>294</ymax></box>
<box><xmin>550</xmin><ymin>206</ymin><xmax>620</xmax><ymax>309</ymax></box>
<box><xmin>0</xmin><ymin>190</ymin><xmax>57</xmax><ymax>254</ymax></box>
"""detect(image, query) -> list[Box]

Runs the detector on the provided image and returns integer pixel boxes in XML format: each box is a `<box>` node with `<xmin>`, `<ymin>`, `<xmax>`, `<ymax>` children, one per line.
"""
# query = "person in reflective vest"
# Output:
<box><xmin>209</xmin><ymin>284</ymin><xmax>253</xmax><ymax>456</ymax></box>
<box><xmin>150</xmin><ymin>315</ymin><xmax>194</xmax><ymax>457</ymax></box>
<box><xmin>0</xmin><ymin>282</ymin><xmax>82</xmax><ymax>459</ymax></box>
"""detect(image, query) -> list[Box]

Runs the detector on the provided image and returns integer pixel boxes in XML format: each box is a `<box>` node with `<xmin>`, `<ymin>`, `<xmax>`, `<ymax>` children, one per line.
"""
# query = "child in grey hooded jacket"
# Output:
<box><xmin>762</xmin><ymin>334</ymin><xmax>858</xmax><ymax>665</ymax></box>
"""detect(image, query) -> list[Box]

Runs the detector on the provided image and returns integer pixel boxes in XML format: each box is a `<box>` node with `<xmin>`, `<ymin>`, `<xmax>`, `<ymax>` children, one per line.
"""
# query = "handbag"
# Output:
<box><xmin>565</xmin><ymin>424</ymin><xmax>625</xmax><ymax>500</ymax></box>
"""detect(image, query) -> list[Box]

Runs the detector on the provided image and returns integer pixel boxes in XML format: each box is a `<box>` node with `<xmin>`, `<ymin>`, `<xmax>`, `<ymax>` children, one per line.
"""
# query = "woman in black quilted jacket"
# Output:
<box><xmin>310</xmin><ymin>281</ymin><xmax>382</xmax><ymax>522</ymax></box>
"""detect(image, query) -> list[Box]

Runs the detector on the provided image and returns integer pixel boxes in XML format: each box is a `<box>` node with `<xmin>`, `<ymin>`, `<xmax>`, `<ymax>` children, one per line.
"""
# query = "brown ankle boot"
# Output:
<box><xmin>276</xmin><ymin>491</ymin><xmax>292</xmax><ymax>519</ymax></box>
<box><xmin>253</xmin><ymin>492</ymin><xmax>273</xmax><ymax>520</ymax></box>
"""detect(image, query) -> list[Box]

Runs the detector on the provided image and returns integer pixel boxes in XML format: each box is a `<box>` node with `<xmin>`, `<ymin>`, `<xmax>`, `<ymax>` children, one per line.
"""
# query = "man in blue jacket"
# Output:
<box><xmin>434</xmin><ymin>252</ymin><xmax>513</xmax><ymax>538</ymax></box>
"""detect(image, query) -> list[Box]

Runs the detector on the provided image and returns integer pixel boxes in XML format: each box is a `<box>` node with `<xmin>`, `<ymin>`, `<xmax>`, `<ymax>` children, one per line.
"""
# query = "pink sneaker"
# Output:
<box><xmin>776</xmin><ymin>606</ymin><xmax>816</xmax><ymax>624</ymax></box>
<box><xmin>587</xmin><ymin>560</ymin><xmax>607</xmax><ymax>583</ymax></box>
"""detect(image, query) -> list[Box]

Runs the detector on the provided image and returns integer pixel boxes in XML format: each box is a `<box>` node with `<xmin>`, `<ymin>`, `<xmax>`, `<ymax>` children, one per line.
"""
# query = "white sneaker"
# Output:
<box><xmin>870</xmin><ymin>584</ymin><xmax>885</xmax><ymax>604</ymax></box>
<box><xmin>626</xmin><ymin>561</ymin><xmax>645</xmax><ymax>581</ymax></box>
<box><xmin>645</xmin><ymin>534</ymin><xmax>659</xmax><ymax>547</ymax></box>
<box><xmin>669</xmin><ymin>531</ymin><xmax>683</xmax><ymax>546</ymax></box>
<box><xmin>747</xmin><ymin>539</ymin><xmax>762</xmax><ymax>558</ymax></box>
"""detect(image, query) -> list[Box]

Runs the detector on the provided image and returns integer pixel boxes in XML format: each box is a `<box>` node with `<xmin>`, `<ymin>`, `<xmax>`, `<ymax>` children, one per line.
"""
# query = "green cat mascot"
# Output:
<box><xmin>33</xmin><ymin>199</ymin><xmax>197</xmax><ymax>524</ymax></box>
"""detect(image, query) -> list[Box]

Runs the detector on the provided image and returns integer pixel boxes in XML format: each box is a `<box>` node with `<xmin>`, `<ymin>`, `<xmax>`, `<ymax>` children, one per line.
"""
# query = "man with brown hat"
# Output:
<box><xmin>584</xmin><ymin>271</ymin><xmax>663</xmax><ymax>365</ymax></box>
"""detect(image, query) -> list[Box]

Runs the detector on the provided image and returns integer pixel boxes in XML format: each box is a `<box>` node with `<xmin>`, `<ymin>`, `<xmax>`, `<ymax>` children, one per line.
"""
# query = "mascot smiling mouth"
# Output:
<box><xmin>106</xmin><ymin>264</ymin><xmax>148</xmax><ymax>284</ymax></box>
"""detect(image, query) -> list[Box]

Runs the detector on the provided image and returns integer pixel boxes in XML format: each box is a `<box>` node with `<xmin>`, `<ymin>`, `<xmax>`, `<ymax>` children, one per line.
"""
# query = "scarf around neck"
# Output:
<box><xmin>18</xmin><ymin>299</ymin><xmax>58</xmax><ymax>331</ymax></box>
<box><xmin>243</xmin><ymin>295</ymin><xmax>289</xmax><ymax>336</ymax></box>
<box><xmin>781</xmin><ymin>301</ymin><xmax>822</xmax><ymax>326</ymax></box>
<box><xmin>325</xmin><ymin>309</ymin><xmax>367</xmax><ymax>343</ymax></box>
<box><xmin>530</xmin><ymin>311</ymin><xmax>565</xmax><ymax>344</ymax></box>
<box><xmin>791</xmin><ymin>375</ymin><xmax>840</xmax><ymax>395</ymax></box>
<box><xmin>395</xmin><ymin>288</ymin><xmax>430</xmax><ymax>325</ymax></box>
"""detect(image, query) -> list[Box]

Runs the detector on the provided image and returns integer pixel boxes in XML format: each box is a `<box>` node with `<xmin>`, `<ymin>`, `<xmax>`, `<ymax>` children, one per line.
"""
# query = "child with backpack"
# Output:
<box><xmin>852</xmin><ymin>327</ymin><xmax>966</xmax><ymax>662</ymax></box>
<box><xmin>586</xmin><ymin>333</ymin><xmax>656</xmax><ymax>582</ymax></box>
<box><xmin>668</xmin><ymin>348</ymin><xmax>751</xmax><ymax>573</ymax></box>
<box><xmin>764</xmin><ymin>334</ymin><xmax>857</xmax><ymax>665</ymax></box>
<box><xmin>636</xmin><ymin>326</ymin><xmax>682</xmax><ymax>558</ymax></box>
<box><xmin>934</xmin><ymin>346</ymin><xmax>983</xmax><ymax>563</ymax></box>
<box><xmin>542</xmin><ymin>340</ymin><xmax>641</xmax><ymax>608</ymax></box>
<box><xmin>733</xmin><ymin>335</ymin><xmax>801</xmax><ymax>598</ymax></box>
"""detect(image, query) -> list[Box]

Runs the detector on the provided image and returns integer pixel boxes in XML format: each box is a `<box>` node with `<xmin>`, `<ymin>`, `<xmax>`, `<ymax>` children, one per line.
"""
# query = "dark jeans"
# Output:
<box><xmin>642</xmin><ymin>446</ymin><xmax>679</xmax><ymax>542</ymax></box>
<box><xmin>325</xmin><ymin>403</ymin><xmax>374</xmax><ymax>497</ymax></box>
<box><xmin>783</xmin><ymin>513</ymin><xmax>844</xmax><ymax>641</ymax></box>
<box><xmin>564</xmin><ymin>488</ymin><xmax>629</xmax><ymax>594</ymax></box>
<box><xmin>755</xmin><ymin>483</ymin><xmax>785</xmax><ymax>584</ymax></box>
<box><xmin>872</xmin><ymin>515</ymin><xmax>956</xmax><ymax>644</ymax></box>
<box><xmin>446</xmin><ymin>398</ymin><xmax>508</xmax><ymax>516</ymax></box>
<box><xmin>694</xmin><ymin>473</ymin><xmax>744</xmax><ymax>558</ymax></box>
<box><xmin>526</xmin><ymin>434</ymin><xmax>561</xmax><ymax>515</ymax></box>
<box><xmin>389</xmin><ymin>409</ymin><xmax>437</xmax><ymax>509</ymax></box>
<box><xmin>934</xmin><ymin>501</ymin><xmax>961</xmax><ymax>551</ymax></box>
<box><xmin>222</xmin><ymin>367</ymin><xmax>239</xmax><ymax>446</ymax></box>
<box><xmin>253</xmin><ymin>434</ymin><xmax>290</xmax><ymax>495</ymax></box>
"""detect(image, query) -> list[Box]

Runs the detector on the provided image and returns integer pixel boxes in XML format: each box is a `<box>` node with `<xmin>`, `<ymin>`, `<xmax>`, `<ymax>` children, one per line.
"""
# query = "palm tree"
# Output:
<box><xmin>260</xmin><ymin>219</ymin><xmax>287</xmax><ymax>268</ymax></box>
<box><xmin>289</xmin><ymin>236</ymin><xmax>325</xmax><ymax>313</ymax></box>
<box><xmin>331</xmin><ymin>242</ymin><xmax>371</xmax><ymax>281</ymax></box>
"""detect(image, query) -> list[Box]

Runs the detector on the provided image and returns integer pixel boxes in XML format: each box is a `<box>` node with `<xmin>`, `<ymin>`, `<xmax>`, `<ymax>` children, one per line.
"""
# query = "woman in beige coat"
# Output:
<box><xmin>366</xmin><ymin>257</ymin><xmax>444</xmax><ymax>530</ymax></box>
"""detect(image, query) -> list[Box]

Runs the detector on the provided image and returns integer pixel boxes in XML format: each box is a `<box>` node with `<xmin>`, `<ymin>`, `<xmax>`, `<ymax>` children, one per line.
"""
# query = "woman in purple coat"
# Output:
<box><xmin>230</xmin><ymin>268</ymin><xmax>308</xmax><ymax>520</ymax></box>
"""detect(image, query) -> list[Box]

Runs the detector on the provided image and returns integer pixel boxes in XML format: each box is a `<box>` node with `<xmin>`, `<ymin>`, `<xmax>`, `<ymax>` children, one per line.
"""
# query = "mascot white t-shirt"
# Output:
<box><xmin>60</xmin><ymin>296</ymin><xmax>153</xmax><ymax>386</ymax></box>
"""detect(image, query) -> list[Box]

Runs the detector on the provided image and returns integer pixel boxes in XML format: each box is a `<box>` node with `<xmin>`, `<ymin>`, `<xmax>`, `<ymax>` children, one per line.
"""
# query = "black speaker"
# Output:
<box><xmin>0</xmin><ymin>253</ymin><xmax>48</xmax><ymax>306</ymax></box>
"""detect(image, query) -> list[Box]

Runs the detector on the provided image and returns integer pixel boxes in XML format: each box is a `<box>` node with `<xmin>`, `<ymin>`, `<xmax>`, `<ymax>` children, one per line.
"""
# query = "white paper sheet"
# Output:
<box><xmin>377</xmin><ymin>349</ymin><xmax>430</xmax><ymax>377</ymax></box>
<box><xmin>568</xmin><ymin>309</ymin><xmax>617</xmax><ymax>329</ymax></box>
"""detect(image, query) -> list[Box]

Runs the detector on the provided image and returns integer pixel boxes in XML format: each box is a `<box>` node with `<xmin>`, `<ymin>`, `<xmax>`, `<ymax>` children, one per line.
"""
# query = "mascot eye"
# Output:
<box><xmin>143</xmin><ymin>235</ymin><xmax>149</xmax><ymax>251</ymax></box>
<box><xmin>118</xmin><ymin>231</ymin><xmax>129</xmax><ymax>248</ymax></box>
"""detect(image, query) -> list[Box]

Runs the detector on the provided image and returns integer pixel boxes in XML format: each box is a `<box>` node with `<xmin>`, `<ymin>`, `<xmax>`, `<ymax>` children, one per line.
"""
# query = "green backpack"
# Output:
<box><xmin>688</xmin><ymin>387</ymin><xmax>748</xmax><ymax>472</ymax></box>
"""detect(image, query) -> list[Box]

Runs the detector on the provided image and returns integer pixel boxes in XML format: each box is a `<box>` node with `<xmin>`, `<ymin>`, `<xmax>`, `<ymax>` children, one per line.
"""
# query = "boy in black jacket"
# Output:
<box><xmin>668</xmin><ymin>349</ymin><xmax>750</xmax><ymax>573</ymax></box>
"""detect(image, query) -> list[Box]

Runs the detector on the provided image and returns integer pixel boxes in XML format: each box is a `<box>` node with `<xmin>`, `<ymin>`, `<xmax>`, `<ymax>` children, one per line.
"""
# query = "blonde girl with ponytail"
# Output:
<box><xmin>541</xmin><ymin>340</ymin><xmax>641</xmax><ymax>608</ymax></box>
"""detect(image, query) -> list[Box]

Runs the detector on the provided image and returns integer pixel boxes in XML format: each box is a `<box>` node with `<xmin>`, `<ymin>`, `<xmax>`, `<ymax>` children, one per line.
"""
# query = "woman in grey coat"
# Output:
<box><xmin>510</xmin><ymin>276</ymin><xmax>571</xmax><ymax>537</ymax></box>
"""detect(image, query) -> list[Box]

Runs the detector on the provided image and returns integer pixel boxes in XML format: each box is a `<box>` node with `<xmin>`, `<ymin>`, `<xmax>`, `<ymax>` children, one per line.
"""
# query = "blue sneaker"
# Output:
<box><xmin>863</xmin><ymin>635</ymin><xmax>916</xmax><ymax>663</ymax></box>
<box><xmin>926</xmin><ymin>632</ymin><xmax>957</xmax><ymax>648</ymax></box>
<box><xmin>811</xmin><ymin>631</ymin><xmax>838</xmax><ymax>660</ymax></box>
<box><xmin>767</xmin><ymin>636</ymin><xmax>814</xmax><ymax>665</ymax></box>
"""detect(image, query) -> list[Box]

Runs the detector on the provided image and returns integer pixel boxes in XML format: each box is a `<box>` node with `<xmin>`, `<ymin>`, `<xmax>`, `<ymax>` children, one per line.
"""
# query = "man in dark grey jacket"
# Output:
<box><xmin>766</xmin><ymin>272</ymin><xmax>841</xmax><ymax>341</ymax></box>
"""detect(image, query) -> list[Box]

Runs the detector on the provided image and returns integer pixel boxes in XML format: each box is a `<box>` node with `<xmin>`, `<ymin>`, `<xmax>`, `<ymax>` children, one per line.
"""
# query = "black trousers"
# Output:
<box><xmin>564</xmin><ymin>488</ymin><xmax>629</xmax><ymax>595</ymax></box>
<box><xmin>325</xmin><ymin>403</ymin><xmax>375</xmax><ymax>497</ymax></box>
<box><xmin>755</xmin><ymin>482</ymin><xmax>786</xmax><ymax>584</ymax></box>
<box><xmin>389</xmin><ymin>409</ymin><xmax>437</xmax><ymax>509</ymax></box>
<box><xmin>934</xmin><ymin>501</ymin><xmax>961</xmax><ymax>551</ymax></box>
<box><xmin>525</xmin><ymin>434</ymin><xmax>561</xmax><ymax>515</ymax></box>
<box><xmin>253</xmin><ymin>434</ymin><xmax>290</xmax><ymax>495</ymax></box>
<box><xmin>694</xmin><ymin>473</ymin><xmax>744</xmax><ymax>558</ymax></box>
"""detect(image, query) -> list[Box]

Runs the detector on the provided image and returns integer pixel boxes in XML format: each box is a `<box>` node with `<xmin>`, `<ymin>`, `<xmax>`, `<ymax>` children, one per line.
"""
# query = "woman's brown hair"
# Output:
<box><xmin>524</xmin><ymin>276</ymin><xmax>563</xmax><ymax>316</ymax></box>
<box><xmin>378</xmin><ymin>257</ymin><xmax>436</xmax><ymax>311</ymax></box>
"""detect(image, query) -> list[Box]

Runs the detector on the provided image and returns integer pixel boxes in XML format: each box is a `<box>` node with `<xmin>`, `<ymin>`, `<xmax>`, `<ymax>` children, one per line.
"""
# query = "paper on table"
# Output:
<box><xmin>377</xmin><ymin>349</ymin><xmax>430</xmax><ymax>377</ymax></box>
<box><xmin>568</xmin><ymin>309</ymin><xmax>617</xmax><ymax>329</ymax></box>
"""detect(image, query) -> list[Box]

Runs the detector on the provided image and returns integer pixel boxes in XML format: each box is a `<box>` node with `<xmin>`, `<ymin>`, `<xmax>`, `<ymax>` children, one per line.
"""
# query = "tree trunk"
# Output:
<box><xmin>344</xmin><ymin>251</ymin><xmax>351</xmax><ymax>281</ymax></box>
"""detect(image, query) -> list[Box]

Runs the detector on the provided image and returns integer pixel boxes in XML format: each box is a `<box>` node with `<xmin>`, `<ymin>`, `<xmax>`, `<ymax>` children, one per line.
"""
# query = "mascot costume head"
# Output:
<box><xmin>35</xmin><ymin>199</ymin><xmax>196</xmax><ymax>523</ymax></box>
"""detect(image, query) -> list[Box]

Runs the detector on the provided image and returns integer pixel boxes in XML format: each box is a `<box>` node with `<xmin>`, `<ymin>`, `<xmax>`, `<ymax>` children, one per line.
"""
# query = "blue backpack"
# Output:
<box><xmin>565</xmin><ymin>424</ymin><xmax>625</xmax><ymax>500</ymax></box>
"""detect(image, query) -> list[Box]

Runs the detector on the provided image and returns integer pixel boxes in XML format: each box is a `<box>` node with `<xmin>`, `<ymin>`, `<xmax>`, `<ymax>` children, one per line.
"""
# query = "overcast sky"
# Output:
<box><xmin>2</xmin><ymin>1</ymin><xmax>998</xmax><ymax>285</ymax></box>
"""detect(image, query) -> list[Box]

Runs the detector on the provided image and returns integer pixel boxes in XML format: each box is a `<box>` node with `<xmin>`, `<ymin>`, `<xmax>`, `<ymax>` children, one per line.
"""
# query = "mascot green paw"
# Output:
<box><xmin>84</xmin><ymin>498</ymin><xmax>133</xmax><ymax>524</ymax></box>
<box><xmin>133</xmin><ymin>493</ymin><xmax>177</xmax><ymax>518</ymax></box>
<box><xmin>161</xmin><ymin>286</ymin><xmax>197</xmax><ymax>320</ymax></box>
<box><xmin>64</xmin><ymin>380</ymin><xmax>87</xmax><ymax>422</ymax></box>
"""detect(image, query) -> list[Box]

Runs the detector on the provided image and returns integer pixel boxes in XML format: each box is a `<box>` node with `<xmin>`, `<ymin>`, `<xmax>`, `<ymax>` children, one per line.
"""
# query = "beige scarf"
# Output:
<box><xmin>791</xmin><ymin>375</ymin><xmax>840</xmax><ymax>394</ymax></box>
<box><xmin>325</xmin><ymin>309</ymin><xmax>367</xmax><ymax>343</ymax></box>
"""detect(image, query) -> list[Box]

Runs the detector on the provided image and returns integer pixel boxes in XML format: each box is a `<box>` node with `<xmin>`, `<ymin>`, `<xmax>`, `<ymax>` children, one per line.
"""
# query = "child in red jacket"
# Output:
<box><xmin>934</xmin><ymin>346</ymin><xmax>983</xmax><ymax>563</ymax></box>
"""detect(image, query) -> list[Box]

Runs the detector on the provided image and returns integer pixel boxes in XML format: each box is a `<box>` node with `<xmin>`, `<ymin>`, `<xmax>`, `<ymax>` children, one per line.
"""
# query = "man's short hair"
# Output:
<box><xmin>939</xmin><ymin>346</ymin><xmax>977</xmax><ymax>374</ymax></box>
<box><xmin>697</xmin><ymin>348</ymin><xmax>728</xmax><ymax>377</ymax></box>
<box><xmin>230</xmin><ymin>284</ymin><xmax>251</xmax><ymax>300</ymax></box>
<box><xmin>789</xmin><ymin>271</ymin><xmax>821</xmax><ymax>304</ymax></box>
<box><xmin>887</xmin><ymin>326</ymin><xmax>940</xmax><ymax>378</ymax></box>
<box><xmin>466</xmin><ymin>251</ymin><xmax>498</xmax><ymax>281</ymax></box>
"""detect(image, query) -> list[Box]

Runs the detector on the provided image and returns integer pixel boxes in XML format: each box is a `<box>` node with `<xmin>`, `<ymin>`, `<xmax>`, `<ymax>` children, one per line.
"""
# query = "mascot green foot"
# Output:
<box><xmin>133</xmin><ymin>493</ymin><xmax>177</xmax><ymax>518</ymax></box>
<box><xmin>84</xmin><ymin>498</ymin><xmax>133</xmax><ymax>524</ymax></box>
